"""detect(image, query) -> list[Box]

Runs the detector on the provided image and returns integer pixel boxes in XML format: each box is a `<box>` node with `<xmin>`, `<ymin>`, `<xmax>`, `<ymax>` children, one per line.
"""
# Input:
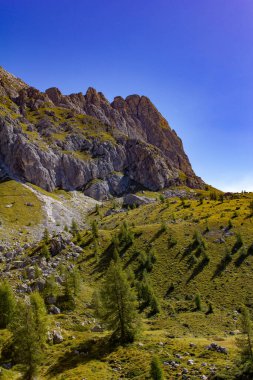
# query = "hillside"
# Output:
<box><xmin>0</xmin><ymin>188</ymin><xmax>253</xmax><ymax>379</ymax></box>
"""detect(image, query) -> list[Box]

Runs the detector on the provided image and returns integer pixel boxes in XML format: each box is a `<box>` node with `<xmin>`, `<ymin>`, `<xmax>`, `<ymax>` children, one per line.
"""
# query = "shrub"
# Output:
<box><xmin>159</xmin><ymin>194</ymin><xmax>165</xmax><ymax>203</ymax></box>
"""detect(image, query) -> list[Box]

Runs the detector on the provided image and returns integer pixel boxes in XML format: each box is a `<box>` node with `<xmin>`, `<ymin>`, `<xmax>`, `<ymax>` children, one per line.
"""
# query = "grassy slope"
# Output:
<box><xmin>0</xmin><ymin>180</ymin><xmax>44</xmax><ymax>244</ymax></box>
<box><xmin>50</xmin><ymin>192</ymin><xmax>253</xmax><ymax>378</ymax></box>
<box><xmin>1</xmin><ymin>190</ymin><xmax>253</xmax><ymax>379</ymax></box>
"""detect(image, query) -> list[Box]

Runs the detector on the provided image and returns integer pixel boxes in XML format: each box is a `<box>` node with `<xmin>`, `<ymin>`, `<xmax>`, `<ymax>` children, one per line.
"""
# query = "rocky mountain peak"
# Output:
<box><xmin>85</xmin><ymin>87</ymin><xmax>110</xmax><ymax>106</ymax></box>
<box><xmin>0</xmin><ymin>67</ymin><xmax>204</xmax><ymax>200</ymax></box>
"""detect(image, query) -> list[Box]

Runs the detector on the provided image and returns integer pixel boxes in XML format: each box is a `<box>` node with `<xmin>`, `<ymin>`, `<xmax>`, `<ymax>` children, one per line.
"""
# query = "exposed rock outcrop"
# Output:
<box><xmin>0</xmin><ymin>67</ymin><xmax>204</xmax><ymax>200</ymax></box>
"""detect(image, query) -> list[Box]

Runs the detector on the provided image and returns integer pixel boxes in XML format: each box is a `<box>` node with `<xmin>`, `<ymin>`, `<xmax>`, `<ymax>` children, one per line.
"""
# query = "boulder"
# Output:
<box><xmin>84</xmin><ymin>180</ymin><xmax>111</xmax><ymax>201</ymax></box>
<box><xmin>50</xmin><ymin>236</ymin><xmax>67</xmax><ymax>256</ymax></box>
<box><xmin>91</xmin><ymin>324</ymin><xmax>104</xmax><ymax>332</ymax></box>
<box><xmin>123</xmin><ymin>194</ymin><xmax>156</xmax><ymax>207</ymax></box>
<box><xmin>52</xmin><ymin>330</ymin><xmax>64</xmax><ymax>344</ymax></box>
<box><xmin>49</xmin><ymin>305</ymin><xmax>61</xmax><ymax>315</ymax></box>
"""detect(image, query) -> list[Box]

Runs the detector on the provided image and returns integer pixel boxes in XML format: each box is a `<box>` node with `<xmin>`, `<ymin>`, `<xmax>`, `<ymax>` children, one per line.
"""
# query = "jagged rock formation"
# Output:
<box><xmin>0</xmin><ymin>67</ymin><xmax>204</xmax><ymax>200</ymax></box>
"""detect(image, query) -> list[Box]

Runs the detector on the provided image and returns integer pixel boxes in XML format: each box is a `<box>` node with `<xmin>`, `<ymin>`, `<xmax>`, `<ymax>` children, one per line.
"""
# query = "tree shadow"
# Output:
<box><xmin>93</xmin><ymin>242</ymin><xmax>114</xmax><ymax>274</ymax></box>
<box><xmin>164</xmin><ymin>283</ymin><xmax>175</xmax><ymax>298</ymax></box>
<box><xmin>120</xmin><ymin>241</ymin><xmax>133</xmax><ymax>257</ymax></box>
<box><xmin>47</xmin><ymin>335</ymin><xmax>117</xmax><ymax>377</ymax></box>
<box><xmin>212</xmin><ymin>254</ymin><xmax>232</xmax><ymax>279</ymax></box>
<box><xmin>180</xmin><ymin>240</ymin><xmax>199</xmax><ymax>261</ymax></box>
<box><xmin>231</xmin><ymin>240</ymin><xmax>243</xmax><ymax>254</ymax></box>
<box><xmin>80</xmin><ymin>237</ymin><xmax>93</xmax><ymax>248</ymax></box>
<box><xmin>149</xmin><ymin>229</ymin><xmax>164</xmax><ymax>243</ymax></box>
<box><xmin>186</xmin><ymin>257</ymin><xmax>209</xmax><ymax>283</ymax></box>
<box><xmin>234</xmin><ymin>253</ymin><xmax>248</xmax><ymax>267</ymax></box>
<box><xmin>123</xmin><ymin>250</ymin><xmax>139</xmax><ymax>269</ymax></box>
<box><xmin>234</xmin><ymin>245</ymin><xmax>253</xmax><ymax>267</ymax></box>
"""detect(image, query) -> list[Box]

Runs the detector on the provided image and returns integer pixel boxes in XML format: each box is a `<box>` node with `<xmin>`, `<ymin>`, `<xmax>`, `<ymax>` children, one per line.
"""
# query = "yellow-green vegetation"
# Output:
<box><xmin>24</xmin><ymin>106</ymin><xmax>116</xmax><ymax>146</ymax></box>
<box><xmin>0</xmin><ymin>180</ymin><xmax>43</xmax><ymax>242</ymax></box>
<box><xmin>0</xmin><ymin>96</ymin><xmax>20</xmax><ymax>118</ymax></box>
<box><xmin>0</xmin><ymin>94</ymin><xmax>117</xmax><ymax>163</ymax></box>
<box><xmin>1</xmin><ymin>189</ymin><xmax>253</xmax><ymax>379</ymax></box>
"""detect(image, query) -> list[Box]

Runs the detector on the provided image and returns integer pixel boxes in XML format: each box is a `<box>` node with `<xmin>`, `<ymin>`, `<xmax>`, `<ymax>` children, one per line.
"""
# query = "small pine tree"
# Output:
<box><xmin>71</xmin><ymin>219</ymin><xmax>79</xmax><ymax>235</ymax></box>
<box><xmin>194</xmin><ymin>293</ymin><xmax>202</xmax><ymax>311</ymax></box>
<box><xmin>75</xmin><ymin>230</ymin><xmax>82</xmax><ymax>243</ymax></box>
<box><xmin>210</xmin><ymin>191</ymin><xmax>218</xmax><ymax>201</ymax></box>
<box><xmin>30</xmin><ymin>292</ymin><xmax>48</xmax><ymax>348</ymax></box>
<box><xmin>118</xmin><ymin>221</ymin><xmax>134</xmax><ymax>246</ymax></box>
<box><xmin>236</xmin><ymin>305</ymin><xmax>253</xmax><ymax>362</ymax></box>
<box><xmin>94</xmin><ymin>239</ymin><xmax>100</xmax><ymax>262</ymax></box>
<box><xmin>249</xmin><ymin>201</ymin><xmax>253</xmax><ymax>217</ymax></box>
<box><xmin>10</xmin><ymin>293</ymin><xmax>48</xmax><ymax>380</ymax></box>
<box><xmin>111</xmin><ymin>236</ymin><xmax>120</xmax><ymax>261</ymax></box>
<box><xmin>43</xmin><ymin>275</ymin><xmax>58</xmax><ymax>302</ymax></box>
<box><xmin>160</xmin><ymin>221</ymin><xmax>167</xmax><ymax>233</ymax></box>
<box><xmin>206</xmin><ymin>302</ymin><xmax>214</xmax><ymax>314</ymax></box>
<box><xmin>159</xmin><ymin>194</ymin><xmax>165</xmax><ymax>204</ymax></box>
<box><xmin>228</xmin><ymin>219</ymin><xmax>233</xmax><ymax>229</ymax></box>
<box><xmin>61</xmin><ymin>267</ymin><xmax>81</xmax><ymax>309</ymax></box>
<box><xmin>150</xmin><ymin>294</ymin><xmax>161</xmax><ymax>315</ymax></box>
<box><xmin>150</xmin><ymin>356</ymin><xmax>164</xmax><ymax>380</ymax></box>
<box><xmin>0</xmin><ymin>281</ymin><xmax>15</xmax><ymax>328</ymax></box>
<box><xmin>34</xmin><ymin>264</ymin><xmax>41</xmax><ymax>279</ymax></box>
<box><xmin>95</xmin><ymin>261</ymin><xmax>140</xmax><ymax>343</ymax></box>
<box><xmin>41</xmin><ymin>243</ymin><xmax>50</xmax><ymax>260</ymax></box>
<box><xmin>91</xmin><ymin>220</ymin><xmax>99</xmax><ymax>239</ymax></box>
<box><xmin>198</xmin><ymin>195</ymin><xmax>204</xmax><ymax>205</ymax></box>
<box><xmin>219</xmin><ymin>193</ymin><xmax>224</xmax><ymax>203</ymax></box>
<box><xmin>42</xmin><ymin>228</ymin><xmax>50</xmax><ymax>243</ymax></box>
<box><xmin>71</xmin><ymin>268</ymin><xmax>81</xmax><ymax>297</ymax></box>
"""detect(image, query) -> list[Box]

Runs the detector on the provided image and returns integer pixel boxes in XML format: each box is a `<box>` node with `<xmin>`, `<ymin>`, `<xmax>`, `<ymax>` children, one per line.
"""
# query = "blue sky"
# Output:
<box><xmin>1</xmin><ymin>0</ymin><xmax>253</xmax><ymax>191</ymax></box>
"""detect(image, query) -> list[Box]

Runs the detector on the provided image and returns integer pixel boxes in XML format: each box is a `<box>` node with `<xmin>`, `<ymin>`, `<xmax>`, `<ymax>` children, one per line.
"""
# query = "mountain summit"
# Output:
<box><xmin>0</xmin><ymin>67</ymin><xmax>203</xmax><ymax>200</ymax></box>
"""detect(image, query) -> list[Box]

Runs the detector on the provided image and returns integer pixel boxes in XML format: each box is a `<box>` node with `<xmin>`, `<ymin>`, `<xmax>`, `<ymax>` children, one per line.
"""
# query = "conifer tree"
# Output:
<box><xmin>41</xmin><ymin>243</ymin><xmax>50</xmax><ymax>260</ymax></box>
<box><xmin>236</xmin><ymin>305</ymin><xmax>253</xmax><ymax>363</ymax></box>
<box><xmin>30</xmin><ymin>292</ymin><xmax>48</xmax><ymax>348</ymax></box>
<box><xmin>249</xmin><ymin>201</ymin><xmax>253</xmax><ymax>217</ymax></box>
<box><xmin>150</xmin><ymin>355</ymin><xmax>164</xmax><ymax>380</ymax></box>
<box><xmin>71</xmin><ymin>219</ymin><xmax>79</xmax><ymax>235</ymax></box>
<box><xmin>91</xmin><ymin>219</ymin><xmax>99</xmax><ymax>239</ymax></box>
<box><xmin>42</xmin><ymin>227</ymin><xmax>50</xmax><ymax>243</ymax></box>
<box><xmin>118</xmin><ymin>221</ymin><xmax>134</xmax><ymax>247</ymax></box>
<box><xmin>111</xmin><ymin>235</ymin><xmax>120</xmax><ymax>261</ymax></box>
<box><xmin>96</xmin><ymin>261</ymin><xmax>140</xmax><ymax>343</ymax></box>
<box><xmin>43</xmin><ymin>275</ymin><xmax>58</xmax><ymax>302</ymax></box>
<box><xmin>194</xmin><ymin>293</ymin><xmax>202</xmax><ymax>311</ymax></box>
<box><xmin>62</xmin><ymin>267</ymin><xmax>81</xmax><ymax>309</ymax></box>
<box><xmin>0</xmin><ymin>281</ymin><xmax>15</xmax><ymax>328</ymax></box>
<box><xmin>10</xmin><ymin>293</ymin><xmax>48</xmax><ymax>380</ymax></box>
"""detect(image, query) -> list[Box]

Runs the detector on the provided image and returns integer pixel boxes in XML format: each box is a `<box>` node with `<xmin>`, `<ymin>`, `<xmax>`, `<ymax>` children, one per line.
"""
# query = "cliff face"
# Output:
<box><xmin>0</xmin><ymin>67</ymin><xmax>204</xmax><ymax>200</ymax></box>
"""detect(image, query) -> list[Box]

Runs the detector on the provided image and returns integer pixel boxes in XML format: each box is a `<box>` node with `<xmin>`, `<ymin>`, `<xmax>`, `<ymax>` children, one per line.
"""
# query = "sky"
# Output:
<box><xmin>1</xmin><ymin>0</ymin><xmax>253</xmax><ymax>191</ymax></box>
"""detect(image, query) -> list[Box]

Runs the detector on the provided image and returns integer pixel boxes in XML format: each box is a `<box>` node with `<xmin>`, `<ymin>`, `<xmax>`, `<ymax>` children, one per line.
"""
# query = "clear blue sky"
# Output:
<box><xmin>1</xmin><ymin>0</ymin><xmax>253</xmax><ymax>191</ymax></box>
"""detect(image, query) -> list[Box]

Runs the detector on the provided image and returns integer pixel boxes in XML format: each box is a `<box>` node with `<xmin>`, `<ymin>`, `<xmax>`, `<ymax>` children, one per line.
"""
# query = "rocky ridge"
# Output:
<box><xmin>0</xmin><ymin>67</ymin><xmax>204</xmax><ymax>200</ymax></box>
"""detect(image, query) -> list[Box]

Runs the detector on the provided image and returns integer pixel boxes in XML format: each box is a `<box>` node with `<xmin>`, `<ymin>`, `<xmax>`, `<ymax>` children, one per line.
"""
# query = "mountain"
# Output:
<box><xmin>0</xmin><ymin>67</ymin><xmax>203</xmax><ymax>200</ymax></box>
<box><xmin>1</xmin><ymin>67</ymin><xmax>253</xmax><ymax>380</ymax></box>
